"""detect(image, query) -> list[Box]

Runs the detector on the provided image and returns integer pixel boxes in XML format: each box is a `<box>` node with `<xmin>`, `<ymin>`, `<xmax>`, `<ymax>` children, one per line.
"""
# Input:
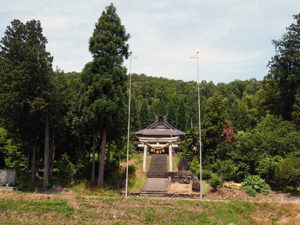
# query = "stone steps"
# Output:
<box><xmin>141</xmin><ymin>155</ymin><xmax>168</xmax><ymax>197</ymax></box>
<box><xmin>140</xmin><ymin>191</ymin><xmax>167</xmax><ymax>197</ymax></box>
<box><xmin>147</xmin><ymin>172</ymin><xmax>168</xmax><ymax>178</ymax></box>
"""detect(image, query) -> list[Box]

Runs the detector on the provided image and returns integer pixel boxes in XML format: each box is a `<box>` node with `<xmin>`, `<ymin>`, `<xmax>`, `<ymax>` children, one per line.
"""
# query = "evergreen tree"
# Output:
<box><xmin>202</xmin><ymin>95</ymin><xmax>226</xmax><ymax>163</ymax></box>
<box><xmin>0</xmin><ymin>19</ymin><xmax>53</xmax><ymax>188</ymax></box>
<box><xmin>267</xmin><ymin>14</ymin><xmax>300</xmax><ymax>120</ymax></box>
<box><xmin>167</xmin><ymin>97</ymin><xmax>177</xmax><ymax>127</ymax></box>
<box><xmin>176</xmin><ymin>99</ymin><xmax>187</xmax><ymax>131</ymax></box>
<box><xmin>140</xmin><ymin>100</ymin><xmax>152</xmax><ymax>128</ymax></box>
<box><xmin>82</xmin><ymin>3</ymin><xmax>130</xmax><ymax>187</ymax></box>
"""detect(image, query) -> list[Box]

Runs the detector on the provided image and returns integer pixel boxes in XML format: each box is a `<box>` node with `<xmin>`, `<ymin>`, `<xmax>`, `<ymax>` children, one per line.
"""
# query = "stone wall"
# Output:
<box><xmin>170</xmin><ymin>170</ymin><xmax>197</xmax><ymax>184</ymax></box>
<box><xmin>0</xmin><ymin>169</ymin><xmax>16</xmax><ymax>186</ymax></box>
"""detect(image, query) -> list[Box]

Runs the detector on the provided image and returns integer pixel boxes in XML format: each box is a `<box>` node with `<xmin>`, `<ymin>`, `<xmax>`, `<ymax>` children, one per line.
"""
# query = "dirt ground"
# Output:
<box><xmin>167</xmin><ymin>181</ymin><xmax>300</xmax><ymax>204</ymax></box>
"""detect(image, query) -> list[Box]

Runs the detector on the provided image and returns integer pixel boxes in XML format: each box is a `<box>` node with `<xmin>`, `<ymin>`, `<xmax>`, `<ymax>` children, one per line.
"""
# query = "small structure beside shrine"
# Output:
<box><xmin>136</xmin><ymin>116</ymin><xmax>185</xmax><ymax>172</ymax></box>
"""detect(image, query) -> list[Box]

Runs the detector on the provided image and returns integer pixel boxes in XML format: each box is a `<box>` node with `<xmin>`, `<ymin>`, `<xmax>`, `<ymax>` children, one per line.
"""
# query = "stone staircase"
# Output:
<box><xmin>146</xmin><ymin>155</ymin><xmax>168</xmax><ymax>178</ymax></box>
<box><xmin>141</xmin><ymin>155</ymin><xmax>168</xmax><ymax>197</ymax></box>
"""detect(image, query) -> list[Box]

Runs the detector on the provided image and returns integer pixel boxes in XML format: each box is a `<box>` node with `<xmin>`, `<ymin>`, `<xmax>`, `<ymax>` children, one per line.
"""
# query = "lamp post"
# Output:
<box><xmin>125</xmin><ymin>54</ymin><xmax>138</xmax><ymax>197</ymax></box>
<box><xmin>191</xmin><ymin>52</ymin><xmax>202</xmax><ymax>199</ymax></box>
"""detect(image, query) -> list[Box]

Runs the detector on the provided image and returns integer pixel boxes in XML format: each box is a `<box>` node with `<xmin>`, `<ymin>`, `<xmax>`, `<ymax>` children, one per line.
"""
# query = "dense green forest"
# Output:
<box><xmin>0</xmin><ymin>4</ymin><xmax>299</xmax><ymax>192</ymax></box>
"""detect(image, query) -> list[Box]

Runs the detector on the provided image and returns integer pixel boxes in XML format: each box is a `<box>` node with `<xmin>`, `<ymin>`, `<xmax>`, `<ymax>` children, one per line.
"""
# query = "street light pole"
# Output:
<box><xmin>191</xmin><ymin>52</ymin><xmax>202</xmax><ymax>199</ymax></box>
<box><xmin>125</xmin><ymin>54</ymin><xmax>137</xmax><ymax>197</ymax></box>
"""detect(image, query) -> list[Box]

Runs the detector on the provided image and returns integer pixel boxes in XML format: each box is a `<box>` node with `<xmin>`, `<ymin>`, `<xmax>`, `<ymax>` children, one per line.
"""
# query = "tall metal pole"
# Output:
<box><xmin>125</xmin><ymin>55</ymin><xmax>133</xmax><ymax>197</ymax></box>
<box><xmin>191</xmin><ymin>52</ymin><xmax>202</xmax><ymax>199</ymax></box>
<box><xmin>196</xmin><ymin>52</ymin><xmax>202</xmax><ymax>199</ymax></box>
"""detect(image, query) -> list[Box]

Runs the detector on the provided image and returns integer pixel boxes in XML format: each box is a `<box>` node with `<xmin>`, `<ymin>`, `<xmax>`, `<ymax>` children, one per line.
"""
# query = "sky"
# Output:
<box><xmin>0</xmin><ymin>0</ymin><xmax>299</xmax><ymax>83</ymax></box>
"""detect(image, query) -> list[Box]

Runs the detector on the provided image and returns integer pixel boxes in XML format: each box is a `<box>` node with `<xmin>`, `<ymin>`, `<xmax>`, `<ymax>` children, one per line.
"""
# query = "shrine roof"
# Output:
<box><xmin>135</xmin><ymin>116</ymin><xmax>185</xmax><ymax>136</ymax></box>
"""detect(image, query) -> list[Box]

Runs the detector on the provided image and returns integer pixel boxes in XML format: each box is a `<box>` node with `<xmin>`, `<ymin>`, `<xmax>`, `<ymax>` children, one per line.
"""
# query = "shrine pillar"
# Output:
<box><xmin>143</xmin><ymin>144</ymin><xmax>147</xmax><ymax>172</ymax></box>
<box><xmin>169</xmin><ymin>143</ymin><xmax>173</xmax><ymax>172</ymax></box>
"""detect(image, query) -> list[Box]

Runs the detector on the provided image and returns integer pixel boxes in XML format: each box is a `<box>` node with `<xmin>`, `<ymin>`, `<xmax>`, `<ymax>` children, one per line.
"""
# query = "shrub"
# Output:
<box><xmin>214</xmin><ymin>159</ymin><xmax>237</xmax><ymax>181</ymax></box>
<box><xmin>189</xmin><ymin>157</ymin><xmax>200</xmax><ymax>177</ymax></box>
<box><xmin>56</xmin><ymin>153</ymin><xmax>76</xmax><ymax>186</ymax></box>
<box><xmin>210</xmin><ymin>174</ymin><xmax>223</xmax><ymax>191</ymax></box>
<box><xmin>242</xmin><ymin>175</ymin><xmax>271</xmax><ymax>197</ymax></box>
<box><xmin>275</xmin><ymin>157</ymin><xmax>300</xmax><ymax>191</ymax></box>
<box><xmin>202</xmin><ymin>169</ymin><xmax>212</xmax><ymax>180</ymax></box>
<box><xmin>256</xmin><ymin>156</ymin><xmax>282</xmax><ymax>182</ymax></box>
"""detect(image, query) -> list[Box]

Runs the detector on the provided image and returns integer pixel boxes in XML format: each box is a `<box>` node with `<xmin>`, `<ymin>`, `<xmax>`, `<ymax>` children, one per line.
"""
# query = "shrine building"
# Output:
<box><xmin>136</xmin><ymin>116</ymin><xmax>185</xmax><ymax>172</ymax></box>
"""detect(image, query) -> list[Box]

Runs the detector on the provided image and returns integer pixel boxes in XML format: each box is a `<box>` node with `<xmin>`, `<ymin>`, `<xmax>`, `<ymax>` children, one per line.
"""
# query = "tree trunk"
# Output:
<box><xmin>43</xmin><ymin>113</ymin><xmax>50</xmax><ymax>190</ymax></box>
<box><xmin>91</xmin><ymin>136</ymin><xmax>96</xmax><ymax>184</ymax></box>
<box><xmin>49</xmin><ymin>135</ymin><xmax>55</xmax><ymax>180</ymax></box>
<box><xmin>97</xmin><ymin>128</ymin><xmax>107</xmax><ymax>187</ymax></box>
<box><xmin>106</xmin><ymin>142</ymin><xmax>111</xmax><ymax>166</ymax></box>
<box><xmin>31</xmin><ymin>144</ymin><xmax>36</xmax><ymax>184</ymax></box>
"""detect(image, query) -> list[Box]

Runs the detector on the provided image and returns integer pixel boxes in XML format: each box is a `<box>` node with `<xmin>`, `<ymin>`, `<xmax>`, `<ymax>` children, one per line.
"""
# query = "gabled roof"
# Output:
<box><xmin>136</xmin><ymin>116</ymin><xmax>185</xmax><ymax>136</ymax></box>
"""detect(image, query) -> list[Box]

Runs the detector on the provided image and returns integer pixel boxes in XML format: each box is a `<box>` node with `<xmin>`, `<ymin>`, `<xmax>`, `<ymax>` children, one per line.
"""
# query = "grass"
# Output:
<box><xmin>0</xmin><ymin>192</ymin><xmax>299</xmax><ymax>224</ymax></box>
<box><xmin>128</xmin><ymin>154</ymin><xmax>151</xmax><ymax>192</ymax></box>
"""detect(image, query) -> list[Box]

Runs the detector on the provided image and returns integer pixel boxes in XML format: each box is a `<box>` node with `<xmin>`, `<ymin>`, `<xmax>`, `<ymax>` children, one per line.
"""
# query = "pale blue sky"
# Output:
<box><xmin>1</xmin><ymin>0</ymin><xmax>299</xmax><ymax>83</ymax></box>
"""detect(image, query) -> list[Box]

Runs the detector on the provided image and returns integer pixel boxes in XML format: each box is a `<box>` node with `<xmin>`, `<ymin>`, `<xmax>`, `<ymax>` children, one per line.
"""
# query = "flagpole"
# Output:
<box><xmin>125</xmin><ymin>55</ymin><xmax>133</xmax><ymax>197</ymax></box>
<box><xmin>125</xmin><ymin>54</ymin><xmax>137</xmax><ymax>197</ymax></box>
<box><xmin>191</xmin><ymin>52</ymin><xmax>202</xmax><ymax>199</ymax></box>
<box><xmin>196</xmin><ymin>52</ymin><xmax>202</xmax><ymax>199</ymax></box>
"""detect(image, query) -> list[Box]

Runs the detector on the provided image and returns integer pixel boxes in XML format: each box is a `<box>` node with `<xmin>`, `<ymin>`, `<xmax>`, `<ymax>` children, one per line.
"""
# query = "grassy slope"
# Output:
<box><xmin>0</xmin><ymin>192</ymin><xmax>299</xmax><ymax>225</ymax></box>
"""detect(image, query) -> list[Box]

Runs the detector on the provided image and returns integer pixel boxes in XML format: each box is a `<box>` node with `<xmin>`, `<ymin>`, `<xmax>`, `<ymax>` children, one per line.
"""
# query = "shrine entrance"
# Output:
<box><xmin>135</xmin><ymin>116</ymin><xmax>185</xmax><ymax>172</ymax></box>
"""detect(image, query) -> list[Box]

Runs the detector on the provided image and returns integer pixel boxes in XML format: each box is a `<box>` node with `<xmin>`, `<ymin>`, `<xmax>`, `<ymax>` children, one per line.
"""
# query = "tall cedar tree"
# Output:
<box><xmin>0</xmin><ymin>20</ymin><xmax>53</xmax><ymax>188</ymax></box>
<box><xmin>267</xmin><ymin>14</ymin><xmax>300</xmax><ymax>120</ymax></box>
<box><xmin>202</xmin><ymin>95</ymin><xmax>226</xmax><ymax>163</ymax></box>
<box><xmin>86</xmin><ymin>4</ymin><xmax>130</xmax><ymax>187</ymax></box>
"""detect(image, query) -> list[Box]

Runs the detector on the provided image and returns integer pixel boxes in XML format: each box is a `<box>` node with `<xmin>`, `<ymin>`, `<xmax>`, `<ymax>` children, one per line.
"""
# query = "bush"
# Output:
<box><xmin>202</xmin><ymin>169</ymin><xmax>212</xmax><ymax>180</ymax></box>
<box><xmin>210</xmin><ymin>174</ymin><xmax>223</xmax><ymax>191</ymax></box>
<box><xmin>275</xmin><ymin>157</ymin><xmax>300</xmax><ymax>191</ymax></box>
<box><xmin>189</xmin><ymin>157</ymin><xmax>200</xmax><ymax>177</ymax></box>
<box><xmin>242</xmin><ymin>175</ymin><xmax>271</xmax><ymax>197</ymax></box>
<box><xmin>214</xmin><ymin>160</ymin><xmax>237</xmax><ymax>181</ymax></box>
<box><xmin>256</xmin><ymin>156</ymin><xmax>282</xmax><ymax>182</ymax></box>
<box><xmin>56</xmin><ymin>153</ymin><xmax>76</xmax><ymax>187</ymax></box>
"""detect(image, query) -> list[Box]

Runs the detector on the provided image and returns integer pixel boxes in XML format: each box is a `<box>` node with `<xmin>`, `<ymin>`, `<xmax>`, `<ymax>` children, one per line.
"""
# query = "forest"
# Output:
<box><xmin>0</xmin><ymin>4</ymin><xmax>299</xmax><ymax>194</ymax></box>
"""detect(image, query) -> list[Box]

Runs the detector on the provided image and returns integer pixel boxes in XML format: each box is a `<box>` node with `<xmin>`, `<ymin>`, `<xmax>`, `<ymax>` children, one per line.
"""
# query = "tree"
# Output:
<box><xmin>292</xmin><ymin>88</ymin><xmax>300</xmax><ymax>130</ymax></box>
<box><xmin>140</xmin><ymin>100</ymin><xmax>152</xmax><ymax>128</ymax></box>
<box><xmin>202</xmin><ymin>94</ymin><xmax>226</xmax><ymax>163</ymax></box>
<box><xmin>83</xmin><ymin>3</ymin><xmax>130</xmax><ymax>187</ymax></box>
<box><xmin>176</xmin><ymin>98</ymin><xmax>187</xmax><ymax>131</ymax></box>
<box><xmin>267</xmin><ymin>14</ymin><xmax>300</xmax><ymax>120</ymax></box>
<box><xmin>0</xmin><ymin>19</ymin><xmax>53</xmax><ymax>188</ymax></box>
<box><xmin>167</xmin><ymin>97</ymin><xmax>177</xmax><ymax>127</ymax></box>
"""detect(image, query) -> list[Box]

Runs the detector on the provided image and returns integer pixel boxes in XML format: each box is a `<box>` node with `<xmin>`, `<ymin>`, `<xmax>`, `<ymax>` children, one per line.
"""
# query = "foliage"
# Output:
<box><xmin>189</xmin><ymin>156</ymin><xmax>200</xmax><ymax>177</ymax></box>
<box><xmin>56</xmin><ymin>153</ymin><xmax>76</xmax><ymax>186</ymax></box>
<box><xmin>256</xmin><ymin>156</ymin><xmax>282</xmax><ymax>183</ymax></box>
<box><xmin>0</xmin><ymin>127</ymin><xmax>25</xmax><ymax>171</ymax></box>
<box><xmin>214</xmin><ymin>160</ymin><xmax>237</xmax><ymax>181</ymax></box>
<box><xmin>210</xmin><ymin>174</ymin><xmax>223</xmax><ymax>191</ymax></box>
<box><xmin>202</xmin><ymin>169</ymin><xmax>212</xmax><ymax>180</ymax></box>
<box><xmin>202</xmin><ymin>94</ymin><xmax>226</xmax><ymax>164</ymax></box>
<box><xmin>242</xmin><ymin>175</ymin><xmax>271</xmax><ymax>197</ymax></box>
<box><xmin>275</xmin><ymin>156</ymin><xmax>300</xmax><ymax>190</ymax></box>
<box><xmin>266</xmin><ymin>13</ymin><xmax>300</xmax><ymax>120</ymax></box>
<box><xmin>230</xmin><ymin>114</ymin><xmax>300</xmax><ymax>181</ymax></box>
<box><xmin>292</xmin><ymin>88</ymin><xmax>300</xmax><ymax>130</ymax></box>
<box><xmin>221</xmin><ymin>120</ymin><xmax>236</xmax><ymax>146</ymax></box>
<box><xmin>81</xmin><ymin>3</ymin><xmax>130</xmax><ymax>187</ymax></box>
